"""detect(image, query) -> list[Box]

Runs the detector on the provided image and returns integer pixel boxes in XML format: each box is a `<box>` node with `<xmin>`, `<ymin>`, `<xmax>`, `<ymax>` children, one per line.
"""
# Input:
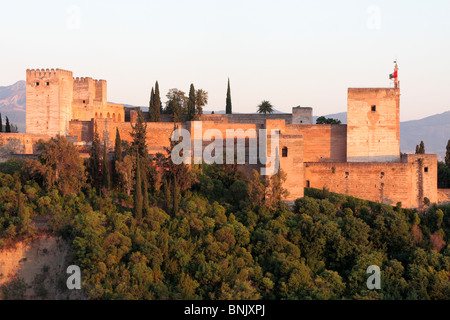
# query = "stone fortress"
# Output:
<box><xmin>0</xmin><ymin>67</ymin><xmax>438</xmax><ymax>209</ymax></box>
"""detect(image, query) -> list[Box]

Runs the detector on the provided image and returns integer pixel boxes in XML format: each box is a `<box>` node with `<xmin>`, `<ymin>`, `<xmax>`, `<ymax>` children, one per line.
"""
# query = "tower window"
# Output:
<box><xmin>381</xmin><ymin>172</ymin><xmax>385</xmax><ymax>178</ymax></box>
<box><xmin>36</xmin><ymin>82</ymin><xmax>39</xmax><ymax>86</ymax></box>
<box><xmin>306</xmin><ymin>180</ymin><xmax>310</xmax><ymax>188</ymax></box>
<box><xmin>371</xmin><ymin>105</ymin><xmax>376</xmax><ymax>112</ymax></box>
<box><xmin>83</xmin><ymin>100</ymin><xmax>86</xmax><ymax>104</ymax></box>
<box><xmin>282</xmin><ymin>147</ymin><xmax>288</xmax><ymax>157</ymax></box>
<box><xmin>46</xmin><ymin>82</ymin><xmax>49</xmax><ymax>86</ymax></box>
<box><xmin>424</xmin><ymin>167</ymin><xmax>429</xmax><ymax>173</ymax></box>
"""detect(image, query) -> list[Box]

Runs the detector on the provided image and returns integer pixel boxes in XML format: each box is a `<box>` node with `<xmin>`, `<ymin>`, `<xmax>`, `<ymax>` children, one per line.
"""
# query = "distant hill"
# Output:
<box><xmin>1</xmin><ymin>81</ymin><xmax>448</xmax><ymax>160</ymax></box>
<box><xmin>0</xmin><ymin>81</ymin><xmax>26</xmax><ymax>132</ymax></box>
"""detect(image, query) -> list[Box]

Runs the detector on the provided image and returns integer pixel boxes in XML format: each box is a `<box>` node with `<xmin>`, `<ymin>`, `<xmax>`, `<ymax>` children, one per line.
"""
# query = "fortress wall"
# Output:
<box><xmin>285</xmin><ymin>124</ymin><xmax>347</xmax><ymax>162</ymax></box>
<box><xmin>69</xmin><ymin>121</ymin><xmax>93</xmax><ymax>143</ymax></box>
<box><xmin>0</xmin><ymin>133</ymin><xmax>52</xmax><ymax>155</ymax></box>
<box><xmin>304</xmin><ymin>162</ymin><xmax>416</xmax><ymax>207</ymax></box>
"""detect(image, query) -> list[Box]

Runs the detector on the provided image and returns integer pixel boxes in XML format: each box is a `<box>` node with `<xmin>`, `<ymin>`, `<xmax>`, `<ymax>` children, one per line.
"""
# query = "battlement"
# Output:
<box><xmin>26</xmin><ymin>68</ymin><xmax>73</xmax><ymax>79</ymax></box>
<box><xmin>74</xmin><ymin>77</ymin><xmax>94</xmax><ymax>84</ymax></box>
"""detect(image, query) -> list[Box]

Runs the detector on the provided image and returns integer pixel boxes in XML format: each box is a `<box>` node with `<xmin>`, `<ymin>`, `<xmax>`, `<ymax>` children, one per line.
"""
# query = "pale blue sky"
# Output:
<box><xmin>1</xmin><ymin>0</ymin><xmax>449</xmax><ymax>120</ymax></box>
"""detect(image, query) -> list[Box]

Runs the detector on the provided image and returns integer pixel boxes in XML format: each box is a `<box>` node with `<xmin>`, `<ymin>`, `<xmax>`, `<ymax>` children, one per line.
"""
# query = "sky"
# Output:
<box><xmin>1</xmin><ymin>0</ymin><xmax>449</xmax><ymax>121</ymax></box>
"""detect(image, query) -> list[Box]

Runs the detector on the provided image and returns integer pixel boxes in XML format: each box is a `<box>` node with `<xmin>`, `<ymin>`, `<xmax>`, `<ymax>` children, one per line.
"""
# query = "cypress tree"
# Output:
<box><xmin>445</xmin><ymin>140</ymin><xmax>450</xmax><ymax>168</ymax></box>
<box><xmin>113</xmin><ymin>128</ymin><xmax>122</xmax><ymax>187</ymax></box>
<box><xmin>130</xmin><ymin>108</ymin><xmax>148</xmax><ymax>159</ymax></box>
<box><xmin>419</xmin><ymin>141</ymin><xmax>425</xmax><ymax>154</ymax></box>
<box><xmin>226</xmin><ymin>78</ymin><xmax>232</xmax><ymax>114</ymax></box>
<box><xmin>173</xmin><ymin>174</ymin><xmax>179</xmax><ymax>214</ymax></box>
<box><xmin>187</xmin><ymin>83</ymin><xmax>196</xmax><ymax>121</ymax></box>
<box><xmin>102</xmin><ymin>141</ymin><xmax>110</xmax><ymax>190</ymax></box>
<box><xmin>153</xmin><ymin>81</ymin><xmax>162</xmax><ymax>121</ymax></box>
<box><xmin>134</xmin><ymin>153</ymin><xmax>143</xmax><ymax>221</ymax></box>
<box><xmin>163</xmin><ymin>178</ymin><xmax>171</xmax><ymax>212</ymax></box>
<box><xmin>149</xmin><ymin>87</ymin><xmax>155</xmax><ymax>122</ymax></box>
<box><xmin>142</xmin><ymin>168</ymin><xmax>150</xmax><ymax>218</ymax></box>
<box><xmin>88</xmin><ymin>124</ymin><xmax>102</xmax><ymax>191</ymax></box>
<box><xmin>0</xmin><ymin>113</ymin><xmax>2</xmax><ymax>132</ymax></box>
<box><xmin>5</xmin><ymin>117</ymin><xmax>11</xmax><ymax>133</ymax></box>
<box><xmin>114</xmin><ymin>128</ymin><xmax>122</xmax><ymax>162</ymax></box>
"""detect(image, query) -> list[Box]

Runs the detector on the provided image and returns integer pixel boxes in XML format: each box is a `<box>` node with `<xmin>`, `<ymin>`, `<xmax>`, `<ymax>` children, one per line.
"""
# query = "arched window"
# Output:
<box><xmin>112</xmin><ymin>113</ymin><xmax>116</xmax><ymax>121</ymax></box>
<box><xmin>282</xmin><ymin>147</ymin><xmax>288</xmax><ymax>158</ymax></box>
<box><xmin>95</xmin><ymin>112</ymin><xmax>98</xmax><ymax>118</ymax></box>
<box><xmin>100</xmin><ymin>113</ymin><xmax>103</xmax><ymax>118</ymax></box>
<box><xmin>107</xmin><ymin>112</ymin><xmax>110</xmax><ymax>119</ymax></box>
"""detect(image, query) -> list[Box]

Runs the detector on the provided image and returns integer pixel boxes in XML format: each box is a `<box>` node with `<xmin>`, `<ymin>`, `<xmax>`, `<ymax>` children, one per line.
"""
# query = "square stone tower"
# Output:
<box><xmin>346</xmin><ymin>87</ymin><xmax>400</xmax><ymax>162</ymax></box>
<box><xmin>26</xmin><ymin>69</ymin><xmax>74</xmax><ymax>136</ymax></box>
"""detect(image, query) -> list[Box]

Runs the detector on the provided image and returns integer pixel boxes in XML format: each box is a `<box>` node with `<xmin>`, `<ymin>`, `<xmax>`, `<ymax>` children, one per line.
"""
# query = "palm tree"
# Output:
<box><xmin>257</xmin><ymin>100</ymin><xmax>274</xmax><ymax>114</ymax></box>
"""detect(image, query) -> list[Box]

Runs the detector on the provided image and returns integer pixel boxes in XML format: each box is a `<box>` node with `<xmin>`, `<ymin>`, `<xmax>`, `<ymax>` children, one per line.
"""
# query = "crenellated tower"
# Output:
<box><xmin>26</xmin><ymin>69</ymin><xmax>74</xmax><ymax>136</ymax></box>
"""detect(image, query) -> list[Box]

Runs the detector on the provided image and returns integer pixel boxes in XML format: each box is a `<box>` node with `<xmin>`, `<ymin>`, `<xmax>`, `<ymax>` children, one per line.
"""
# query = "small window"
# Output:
<box><xmin>371</xmin><ymin>105</ymin><xmax>376</xmax><ymax>112</ymax></box>
<box><xmin>83</xmin><ymin>100</ymin><xmax>86</xmax><ymax>104</ymax></box>
<box><xmin>46</xmin><ymin>82</ymin><xmax>49</xmax><ymax>86</ymax></box>
<box><xmin>282</xmin><ymin>147</ymin><xmax>288</xmax><ymax>157</ymax></box>
<box><xmin>381</xmin><ymin>172</ymin><xmax>385</xmax><ymax>178</ymax></box>
<box><xmin>306</xmin><ymin>180</ymin><xmax>310</xmax><ymax>188</ymax></box>
<box><xmin>36</xmin><ymin>82</ymin><xmax>39</xmax><ymax>86</ymax></box>
<box><xmin>345</xmin><ymin>172</ymin><xmax>349</xmax><ymax>178</ymax></box>
<box><xmin>424</xmin><ymin>167</ymin><xmax>429</xmax><ymax>173</ymax></box>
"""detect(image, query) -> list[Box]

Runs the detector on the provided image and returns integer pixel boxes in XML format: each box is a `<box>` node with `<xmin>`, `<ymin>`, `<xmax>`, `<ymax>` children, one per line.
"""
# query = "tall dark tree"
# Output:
<box><xmin>114</xmin><ymin>128</ymin><xmax>122</xmax><ymax>162</ymax></box>
<box><xmin>134</xmin><ymin>153</ymin><xmax>143</xmax><ymax>221</ymax></box>
<box><xmin>149</xmin><ymin>87</ymin><xmax>155</xmax><ymax>121</ymax></box>
<box><xmin>187</xmin><ymin>83</ymin><xmax>196</xmax><ymax>121</ymax></box>
<box><xmin>112</xmin><ymin>128</ymin><xmax>122</xmax><ymax>187</ymax></box>
<box><xmin>445</xmin><ymin>140</ymin><xmax>450</xmax><ymax>168</ymax></box>
<box><xmin>155</xmin><ymin>81</ymin><xmax>162</xmax><ymax>117</ymax></box>
<box><xmin>130</xmin><ymin>108</ymin><xmax>148</xmax><ymax>159</ymax></box>
<box><xmin>5</xmin><ymin>116</ymin><xmax>11</xmax><ymax>133</ymax></box>
<box><xmin>0</xmin><ymin>112</ymin><xmax>2</xmax><ymax>132</ymax></box>
<box><xmin>416</xmin><ymin>141</ymin><xmax>425</xmax><ymax>154</ymax></box>
<box><xmin>173</xmin><ymin>174</ymin><xmax>180</xmax><ymax>214</ymax></box>
<box><xmin>163</xmin><ymin>178</ymin><xmax>171</xmax><ymax>212</ymax></box>
<box><xmin>102</xmin><ymin>141</ymin><xmax>110</xmax><ymax>190</ymax></box>
<box><xmin>226</xmin><ymin>78</ymin><xmax>232</xmax><ymax>114</ymax></box>
<box><xmin>87</xmin><ymin>124</ymin><xmax>102</xmax><ymax>191</ymax></box>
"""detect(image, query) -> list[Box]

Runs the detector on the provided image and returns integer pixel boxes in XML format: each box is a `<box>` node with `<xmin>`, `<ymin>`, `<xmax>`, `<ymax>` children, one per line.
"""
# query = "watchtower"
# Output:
<box><xmin>26</xmin><ymin>69</ymin><xmax>74</xmax><ymax>136</ymax></box>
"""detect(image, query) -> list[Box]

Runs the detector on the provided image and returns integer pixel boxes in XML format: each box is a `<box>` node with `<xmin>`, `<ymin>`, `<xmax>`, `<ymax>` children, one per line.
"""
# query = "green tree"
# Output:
<box><xmin>30</xmin><ymin>135</ymin><xmax>86</xmax><ymax>195</ymax></box>
<box><xmin>445</xmin><ymin>139</ymin><xmax>450</xmax><ymax>168</ymax></box>
<box><xmin>165</xmin><ymin>89</ymin><xmax>186</xmax><ymax>122</ymax></box>
<box><xmin>87</xmin><ymin>124</ymin><xmax>102</xmax><ymax>191</ymax></box>
<box><xmin>130</xmin><ymin>107</ymin><xmax>148</xmax><ymax>159</ymax></box>
<box><xmin>187</xmin><ymin>83</ymin><xmax>196</xmax><ymax>121</ymax></box>
<box><xmin>316</xmin><ymin>116</ymin><xmax>342</xmax><ymax>124</ymax></box>
<box><xmin>195</xmin><ymin>89</ymin><xmax>208</xmax><ymax>120</ymax></box>
<box><xmin>102</xmin><ymin>141</ymin><xmax>110</xmax><ymax>190</ymax></box>
<box><xmin>173</xmin><ymin>174</ymin><xmax>180</xmax><ymax>214</ymax></box>
<box><xmin>134</xmin><ymin>153</ymin><xmax>143</xmax><ymax>221</ymax></box>
<box><xmin>149</xmin><ymin>87</ymin><xmax>155</xmax><ymax>121</ymax></box>
<box><xmin>5</xmin><ymin>117</ymin><xmax>11</xmax><ymax>133</ymax></box>
<box><xmin>257</xmin><ymin>100</ymin><xmax>274</xmax><ymax>114</ymax></box>
<box><xmin>226</xmin><ymin>78</ymin><xmax>232</xmax><ymax>114</ymax></box>
<box><xmin>416</xmin><ymin>141</ymin><xmax>425</xmax><ymax>154</ymax></box>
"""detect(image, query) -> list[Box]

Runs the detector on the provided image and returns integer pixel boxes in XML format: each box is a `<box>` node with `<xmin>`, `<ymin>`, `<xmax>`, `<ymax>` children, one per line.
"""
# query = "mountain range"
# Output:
<box><xmin>1</xmin><ymin>81</ymin><xmax>448</xmax><ymax>160</ymax></box>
